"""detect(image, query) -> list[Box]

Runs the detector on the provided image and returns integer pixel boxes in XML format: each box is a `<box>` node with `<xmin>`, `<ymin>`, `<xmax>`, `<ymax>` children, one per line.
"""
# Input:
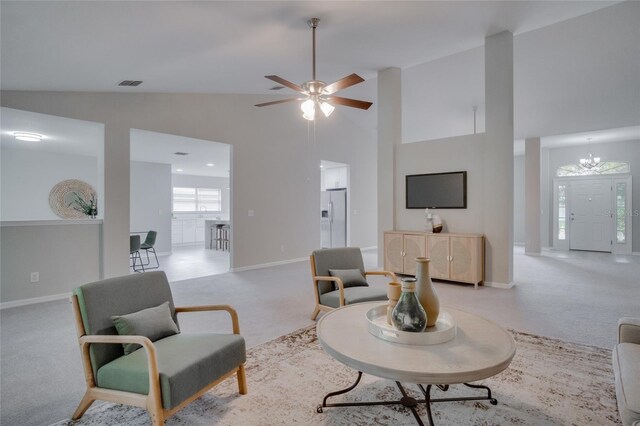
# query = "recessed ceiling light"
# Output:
<box><xmin>176</xmin><ymin>169</ymin><xmax>183</xmax><ymax>172</ymax></box>
<box><xmin>14</xmin><ymin>132</ymin><xmax>42</xmax><ymax>142</ymax></box>
<box><xmin>206</xmin><ymin>163</ymin><xmax>214</xmax><ymax>167</ymax></box>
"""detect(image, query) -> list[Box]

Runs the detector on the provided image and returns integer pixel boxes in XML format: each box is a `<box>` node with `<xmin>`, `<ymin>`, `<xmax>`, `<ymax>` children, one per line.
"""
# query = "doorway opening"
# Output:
<box><xmin>130</xmin><ymin>129</ymin><xmax>232</xmax><ymax>281</ymax></box>
<box><xmin>320</xmin><ymin>160</ymin><xmax>349</xmax><ymax>248</ymax></box>
<box><xmin>553</xmin><ymin>175</ymin><xmax>632</xmax><ymax>254</ymax></box>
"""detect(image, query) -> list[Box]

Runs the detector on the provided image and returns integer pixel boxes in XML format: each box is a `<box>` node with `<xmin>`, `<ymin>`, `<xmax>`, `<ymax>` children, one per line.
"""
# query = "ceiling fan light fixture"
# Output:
<box><xmin>301</xmin><ymin>99</ymin><xmax>316</xmax><ymax>120</ymax></box>
<box><xmin>320</xmin><ymin>101</ymin><xmax>335</xmax><ymax>117</ymax></box>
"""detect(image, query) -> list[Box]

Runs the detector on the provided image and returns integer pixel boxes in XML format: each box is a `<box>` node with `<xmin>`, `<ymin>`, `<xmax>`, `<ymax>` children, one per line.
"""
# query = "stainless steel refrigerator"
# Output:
<box><xmin>320</xmin><ymin>188</ymin><xmax>347</xmax><ymax>248</ymax></box>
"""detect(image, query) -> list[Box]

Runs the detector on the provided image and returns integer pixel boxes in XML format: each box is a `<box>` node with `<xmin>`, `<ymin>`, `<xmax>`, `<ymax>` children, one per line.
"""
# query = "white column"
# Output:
<box><xmin>377</xmin><ymin>68</ymin><xmax>402</xmax><ymax>266</ymax></box>
<box><xmin>484</xmin><ymin>31</ymin><xmax>514</xmax><ymax>286</ymax></box>
<box><xmin>525</xmin><ymin>137</ymin><xmax>541</xmax><ymax>255</ymax></box>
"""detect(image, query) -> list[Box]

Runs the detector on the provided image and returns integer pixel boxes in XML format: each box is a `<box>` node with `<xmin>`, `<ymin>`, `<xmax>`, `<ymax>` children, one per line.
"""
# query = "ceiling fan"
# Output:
<box><xmin>255</xmin><ymin>18</ymin><xmax>372</xmax><ymax>120</ymax></box>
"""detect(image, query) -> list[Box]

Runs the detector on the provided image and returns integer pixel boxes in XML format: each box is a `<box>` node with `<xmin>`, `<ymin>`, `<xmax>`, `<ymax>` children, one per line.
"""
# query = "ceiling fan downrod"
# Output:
<box><xmin>308</xmin><ymin>18</ymin><xmax>320</xmax><ymax>82</ymax></box>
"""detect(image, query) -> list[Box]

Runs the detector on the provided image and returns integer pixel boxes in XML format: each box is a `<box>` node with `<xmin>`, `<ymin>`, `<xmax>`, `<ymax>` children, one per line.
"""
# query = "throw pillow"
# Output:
<box><xmin>111</xmin><ymin>301</ymin><xmax>180</xmax><ymax>355</ymax></box>
<box><xmin>328</xmin><ymin>268</ymin><xmax>368</xmax><ymax>288</ymax></box>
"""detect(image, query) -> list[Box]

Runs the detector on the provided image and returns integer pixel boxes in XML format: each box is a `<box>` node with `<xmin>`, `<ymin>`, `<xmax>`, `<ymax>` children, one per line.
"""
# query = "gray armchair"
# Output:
<box><xmin>310</xmin><ymin>247</ymin><xmax>397</xmax><ymax>320</ymax></box>
<box><xmin>613</xmin><ymin>317</ymin><xmax>640</xmax><ymax>426</ymax></box>
<box><xmin>71</xmin><ymin>271</ymin><xmax>247</xmax><ymax>425</ymax></box>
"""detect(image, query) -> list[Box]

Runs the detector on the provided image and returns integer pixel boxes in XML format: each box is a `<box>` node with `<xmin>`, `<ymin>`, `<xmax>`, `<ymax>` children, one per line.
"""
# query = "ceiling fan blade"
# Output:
<box><xmin>325</xmin><ymin>96</ymin><xmax>373</xmax><ymax>110</ymax></box>
<box><xmin>323</xmin><ymin>73</ymin><xmax>365</xmax><ymax>95</ymax></box>
<box><xmin>265</xmin><ymin>75</ymin><xmax>305</xmax><ymax>93</ymax></box>
<box><xmin>254</xmin><ymin>98</ymin><xmax>301</xmax><ymax>107</ymax></box>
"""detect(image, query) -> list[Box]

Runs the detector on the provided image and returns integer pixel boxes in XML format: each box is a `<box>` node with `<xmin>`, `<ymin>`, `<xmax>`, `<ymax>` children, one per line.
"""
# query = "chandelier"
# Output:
<box><xmin>579</xmin><ymin>138</ymin><xmax>601</xmax><ymax>169</ymax></box>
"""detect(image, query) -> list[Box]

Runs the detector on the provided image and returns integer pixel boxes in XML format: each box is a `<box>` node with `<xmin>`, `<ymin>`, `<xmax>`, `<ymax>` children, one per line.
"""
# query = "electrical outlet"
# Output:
<box><xmin>30</xmin><ymin>272</ymin><xmax>40</xmax><ymax>283</ymax></box>
<box><xmin>280</xmin><ymin>245</ymin><xmax>285</xmax><ymax>252</ymax></box>
<box><xmin>248</xmin><ymin>210</ymin><xmax>254</xmax><ymax>217</ymax></box>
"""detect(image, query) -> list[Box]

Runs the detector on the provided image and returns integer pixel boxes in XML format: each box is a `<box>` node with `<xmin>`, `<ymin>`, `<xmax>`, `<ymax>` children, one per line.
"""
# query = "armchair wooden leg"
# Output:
<box><xmin>71</xmin><ymin>391</ymin><xmax>96</xmax><ymax>420</ymax></box>
<box><xmin>147</xmin><ymin>403</ymin><xmax>164</xmax><ymax>426</ymax></box>
<box><xmin>311</xmin><ymin>306</ymin><xmax>321</xmax><ymax>321</ymax></box>
<box><xmin>237</xmin><ymin>364</ymin><xmax>248</xmax><ymax>395</ymax></box>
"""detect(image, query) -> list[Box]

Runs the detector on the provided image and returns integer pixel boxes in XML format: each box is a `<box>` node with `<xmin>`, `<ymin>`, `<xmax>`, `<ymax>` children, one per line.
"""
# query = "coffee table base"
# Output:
<box><xmin>316</xmin><ymin>371</ymin><xmax>498</xmax><ymax>426</ymax></box>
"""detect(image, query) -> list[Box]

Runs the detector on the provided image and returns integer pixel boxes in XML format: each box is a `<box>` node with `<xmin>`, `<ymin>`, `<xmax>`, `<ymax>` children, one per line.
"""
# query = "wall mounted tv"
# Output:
<box><xmin>406</xmin><ymin>171</ymin><xmax>467</xmax><ymax>209</ymax></box>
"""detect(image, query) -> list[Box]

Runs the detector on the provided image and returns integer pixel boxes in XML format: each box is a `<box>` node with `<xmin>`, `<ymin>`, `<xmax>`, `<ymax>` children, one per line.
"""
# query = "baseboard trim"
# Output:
<box><xmin>360</xmin><ymin>246</ymin><xmax>377</xmax><ymax>252</ymax></box>
<box><xmin>632</xmin><ymin>252</ymin><xmax>640</xmax><ymax>256</ymax></box>
<box><xmin>484</xmin><ymin>281</ymin><xmax>515</xmax><ymax>289</ymax></box>
<box><xmin>514</xmin><ymin>242</ymin><xmax>525</xmax><ymax>246</ymax></box>
<box><xmin>230</xmin><ymin>257</ymin><xmax>307</xmax><ymax>273</ymax></box>
<box><xmin>1</xmin><ymin>292</ymin><xmax>70</xmax><ymax>310</ymax></box>
<box><xmin>524</xmin><ymin>251</ymin><xmax>542</xmax><ymax>257</ymax></box>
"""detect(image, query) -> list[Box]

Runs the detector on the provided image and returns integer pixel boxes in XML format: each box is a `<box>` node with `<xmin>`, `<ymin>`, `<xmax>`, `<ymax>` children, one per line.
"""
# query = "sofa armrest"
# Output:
<box><xmin>618</xmin><ymin>317</ymin><xmax>640</xmax><ymax>344</ymax></box>
<box><xmin>175</xmin><ymin>305</ymin><xmax>241</xmax><ymax>335</ymax></box>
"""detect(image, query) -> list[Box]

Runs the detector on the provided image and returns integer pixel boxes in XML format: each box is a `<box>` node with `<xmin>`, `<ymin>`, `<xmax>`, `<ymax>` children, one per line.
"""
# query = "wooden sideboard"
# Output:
<box><xmin>383</xmin><ymin>231</ymin><xmax>485</xmax><ymax>289</ymax></box>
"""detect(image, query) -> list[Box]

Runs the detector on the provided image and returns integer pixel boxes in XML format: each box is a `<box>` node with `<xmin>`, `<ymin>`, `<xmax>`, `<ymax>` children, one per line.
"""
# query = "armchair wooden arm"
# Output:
<box><xmin>175</xmin><ymin>305</ymin><xmax>241</xmax><ymax>335</ymax></box>
<box><xmin>313</xmin><ymin>276</ymin><xmax>346</xmax><ymax>306</ymax></box>
<box><xmin>364</xmin><ymin>270</ymin><xmax>398</xmax><ymax>281</ymax></box>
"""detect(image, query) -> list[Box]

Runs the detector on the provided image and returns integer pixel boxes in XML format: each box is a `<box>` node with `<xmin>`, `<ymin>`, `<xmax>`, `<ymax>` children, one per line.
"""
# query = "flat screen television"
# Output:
<box><xmin>406</xmin><ymin>171</ymin><xmax>467</xmax><ymax>209</ymax></box>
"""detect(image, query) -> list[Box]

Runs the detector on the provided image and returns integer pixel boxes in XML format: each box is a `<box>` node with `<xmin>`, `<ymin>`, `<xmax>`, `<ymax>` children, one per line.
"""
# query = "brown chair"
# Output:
<box><xmin>310</xmin><ymin>247</ymin><xmax>397</xmax><ymax>320</ymax></box>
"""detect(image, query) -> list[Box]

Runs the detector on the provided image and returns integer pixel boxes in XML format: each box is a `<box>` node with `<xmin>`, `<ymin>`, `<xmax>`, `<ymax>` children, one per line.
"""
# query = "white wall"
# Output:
<box><xmin>130</xmin><ymin>161</ymin><xmax>172</xmax><ymax>254</ymax></box>
<box><xmin>403</xmin><ymin>46</ymin><xmax>484</xmax><ymax>143</ymax></box>
<box><xmin>1</xmin><ymin>223</ymin><xmax>101</xmax><ymax>303</ymax></box>
<box><xmin>172</xmin><ymin>173</ymin><xmax>230</xmax><ymax>216</ymax></box>
<box><xmin>1</xmin><ymin>91</ymin><xmax>378</xmax><ymax>281</ymax></box>
<box><xmin>395</xmin><ymin>134</ymin><xmax>486</xmax><ymax>234</ymax></box>
<box><xmin>402</xmin><ymin>1</ymin><xmax>639</xmax><ymax>142</ymax></box>
<box><xmin>1</xmin><ymin>148</ymin><xmax>99</xmax><ymax>221</ymax></box>
<box><xmin>514</xmin><ymin>155</ymin><xmax>525</xmax><ymax>244</ymax></box>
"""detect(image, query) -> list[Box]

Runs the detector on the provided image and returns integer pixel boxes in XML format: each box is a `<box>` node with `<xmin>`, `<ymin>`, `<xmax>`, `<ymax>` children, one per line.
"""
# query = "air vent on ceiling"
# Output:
<box><xmin>118</xmin><ymin>80</ymin><xmax>143</xmax><ymax>87</ymax></box>
<box><xmin>269</xmin><ymin>85</ymin><xmax>285</xmax><ymax>90</ymax></box>
<box><xmin>174</xmin><ymin>152</ymin><xmax>189</xmax><ymax>156</ymax></box>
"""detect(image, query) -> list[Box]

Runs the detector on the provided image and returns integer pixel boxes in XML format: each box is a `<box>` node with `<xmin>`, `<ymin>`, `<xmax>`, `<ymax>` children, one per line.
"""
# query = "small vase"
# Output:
<box><xmin>391</xmin><ymin>278</ymin><xmax>427</xmax><ymax>332</ymax></box>
<box><xmin>386</xmin><ymin>282</ymin><xmax>401</xmax><ymax>325</ymax></box>
<box><xmin>415</xmin><ymin>257</ymin><xmax>440</xmax><ymax>327</ymax></box>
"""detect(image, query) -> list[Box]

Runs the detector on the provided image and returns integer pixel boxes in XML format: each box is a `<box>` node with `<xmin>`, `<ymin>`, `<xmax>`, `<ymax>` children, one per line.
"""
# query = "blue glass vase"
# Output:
<box><xmin>391</xmin><ymin>278</ymin><xmax>427</xmax><ymax>333</ymax></box>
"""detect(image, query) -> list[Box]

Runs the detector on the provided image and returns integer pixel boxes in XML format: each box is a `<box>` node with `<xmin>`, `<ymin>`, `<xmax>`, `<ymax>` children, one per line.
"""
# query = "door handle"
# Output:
<box><xmin>328</xmin><ymin>201</ymin><xmax>333</xmax><ymax>224</ymax></box>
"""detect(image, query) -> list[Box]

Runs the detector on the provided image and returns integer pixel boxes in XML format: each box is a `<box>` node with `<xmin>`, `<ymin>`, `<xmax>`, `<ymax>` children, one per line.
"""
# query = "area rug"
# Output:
<box><xmin>53</xmin><ymin>326</ymin><xmax>620</xmax><ymax>425</ymax></box>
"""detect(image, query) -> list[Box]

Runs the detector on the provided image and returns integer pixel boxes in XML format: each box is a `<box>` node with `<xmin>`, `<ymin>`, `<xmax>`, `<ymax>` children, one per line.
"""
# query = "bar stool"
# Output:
<box><xmin>213</xmin><ymin>224</ymin><xmax>226</xmax><ymax>250</ymax></box>
<box><xmin>221</xmin><ymin>225</ymin><xmax>230</xmax><ymax>251</ymax></box>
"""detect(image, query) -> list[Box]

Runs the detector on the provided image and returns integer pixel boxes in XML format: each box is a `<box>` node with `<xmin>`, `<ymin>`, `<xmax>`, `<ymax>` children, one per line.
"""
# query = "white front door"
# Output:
<box><xmin>569</xmin><ymin>178</ymin><xmax>613</xmax><ymax>252</ymax></box>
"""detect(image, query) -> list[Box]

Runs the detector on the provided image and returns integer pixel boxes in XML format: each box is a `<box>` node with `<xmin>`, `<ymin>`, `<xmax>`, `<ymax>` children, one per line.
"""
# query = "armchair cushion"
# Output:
<box><xmin>112</xmin><ymin>302</ymin><xmax>180</xmax><ymax>355</ymax></box>
<box><xmin>320</xmin><ymin>286</ymin><xmax>388</xmax><ymax>309</ymax></box>
<box><xmin>329</xmin><ymin>268</ymin><xmax>368</xmax><ymax>288</ymax></box>
<box><xmin>96</xmin><ymin>333</ymin><xmax>246</xmax><ymax>410</ymax></box>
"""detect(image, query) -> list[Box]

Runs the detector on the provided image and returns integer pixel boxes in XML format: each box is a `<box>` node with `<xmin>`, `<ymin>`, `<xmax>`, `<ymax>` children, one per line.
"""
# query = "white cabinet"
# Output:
<box><xmin>182</xmin><ymin>219</ymin><xmax>196</xmax><ymax>244</ymax></box>
<box><xmin>172</xmin><ymin>217</ymin><xmax>215</xmax><ymax>245</ymax></box>
<box><xmin>171</xmin><ymin>220</ymin><xmax>183</xmax><ymax>244</ymax></box>
<box><xmin>196</xmin><ymin>219</ymin><xmax>205</xmax><ymax>242</ymax></box>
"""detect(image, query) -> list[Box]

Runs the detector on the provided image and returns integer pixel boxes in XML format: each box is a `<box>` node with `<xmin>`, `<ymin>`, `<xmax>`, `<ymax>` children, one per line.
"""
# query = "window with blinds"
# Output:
<box><xmin>172</xmin><ymin>187</ymin><xmax>221</xmax><ymax>212</ymax></box>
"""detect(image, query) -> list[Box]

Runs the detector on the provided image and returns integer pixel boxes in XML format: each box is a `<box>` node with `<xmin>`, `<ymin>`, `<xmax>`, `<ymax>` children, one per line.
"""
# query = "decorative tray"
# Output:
<box><xmin>366</xmin><ymin>304</ymin><xmax>456</xmax><ymax>346</ymax></box>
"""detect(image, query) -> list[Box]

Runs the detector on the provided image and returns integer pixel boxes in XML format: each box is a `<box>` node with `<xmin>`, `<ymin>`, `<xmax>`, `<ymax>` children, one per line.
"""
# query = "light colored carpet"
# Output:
<box><xmin>52</xmin><ymin>325</ymin><xmax>620</xmax><ymax>426</ymax></box>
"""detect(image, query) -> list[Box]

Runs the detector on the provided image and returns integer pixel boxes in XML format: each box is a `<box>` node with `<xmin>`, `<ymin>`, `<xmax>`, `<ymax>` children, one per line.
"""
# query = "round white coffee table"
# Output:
<box><xmin>316</xmin><ymin>302</ymin><xmax>516</xmax><ymax>425</ymax></box>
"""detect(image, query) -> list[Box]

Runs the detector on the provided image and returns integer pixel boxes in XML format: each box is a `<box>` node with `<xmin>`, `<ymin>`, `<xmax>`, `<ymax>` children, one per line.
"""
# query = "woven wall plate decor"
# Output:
<box><xmin>48</xmin><ymin>179</ymin><xmax>97</xmax><ymax>219</ymax></box>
